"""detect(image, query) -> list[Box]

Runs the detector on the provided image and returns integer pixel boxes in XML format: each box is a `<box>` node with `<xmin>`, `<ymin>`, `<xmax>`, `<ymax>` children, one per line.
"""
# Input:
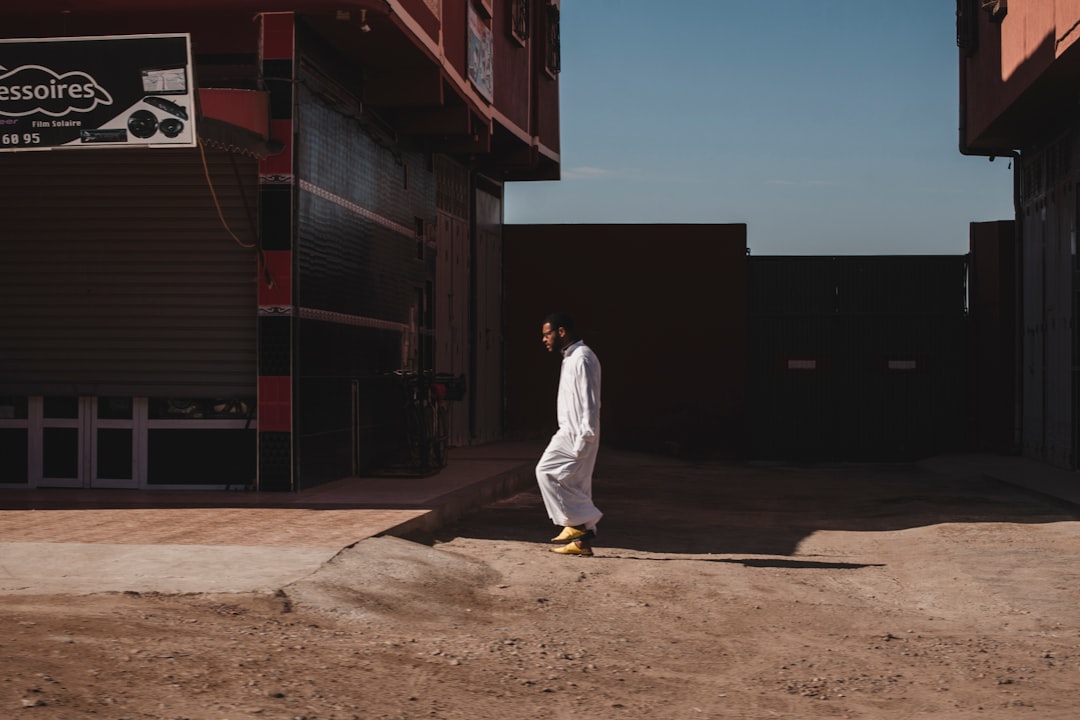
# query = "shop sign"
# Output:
<box><xmin>467</xmin><ymin>6</ymin><xmax>493</xmax><ymax>102</ymax></box>
<box><xmin>0</xmin><ymin>33</ymin><xmax>195</xmax><ymax>152</ymax></box>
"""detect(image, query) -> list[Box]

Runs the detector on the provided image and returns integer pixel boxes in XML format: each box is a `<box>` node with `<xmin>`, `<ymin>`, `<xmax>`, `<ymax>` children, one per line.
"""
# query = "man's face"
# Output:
<box><xmin>541</xmin><ymin>322</ymin><xmax>563</xmax><ymax>353</ymax></box>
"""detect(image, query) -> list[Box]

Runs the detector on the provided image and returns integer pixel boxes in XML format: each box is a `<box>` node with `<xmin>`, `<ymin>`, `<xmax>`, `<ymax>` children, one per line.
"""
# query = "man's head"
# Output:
<box><xmin>541</xmin><ymin>312</ymin><xmax>576</xmax><ymax>353</ymax></box>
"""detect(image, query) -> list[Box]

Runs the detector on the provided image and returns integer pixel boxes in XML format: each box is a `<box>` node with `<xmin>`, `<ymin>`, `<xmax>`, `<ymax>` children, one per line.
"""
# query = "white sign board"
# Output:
<box><xmin>0</xmin><ymin>33</ymin><xmax>196</xmax><ymax>151</ymax></box>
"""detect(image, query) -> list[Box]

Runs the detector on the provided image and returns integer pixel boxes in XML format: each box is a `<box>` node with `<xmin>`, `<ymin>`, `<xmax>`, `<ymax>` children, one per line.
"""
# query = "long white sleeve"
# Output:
<box><xmin>557</xmin><ymin>341</ymin><xmax>601</xmax><ymax>454</ymax></box>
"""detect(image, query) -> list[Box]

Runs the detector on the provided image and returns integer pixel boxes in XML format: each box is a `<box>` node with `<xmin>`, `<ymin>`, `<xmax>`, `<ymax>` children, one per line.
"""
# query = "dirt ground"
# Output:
<box><xmin>3</xmin><ymin>450</ymin><xmax>1080</xmax><ymax>720</ymax></box>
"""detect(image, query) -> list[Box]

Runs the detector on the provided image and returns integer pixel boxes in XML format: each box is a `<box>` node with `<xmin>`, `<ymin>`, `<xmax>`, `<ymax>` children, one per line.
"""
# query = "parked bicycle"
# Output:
<box><xmin>391</xmin><ymin>369</ymin><xmax>462</xmax><ymax>474</ymax></box>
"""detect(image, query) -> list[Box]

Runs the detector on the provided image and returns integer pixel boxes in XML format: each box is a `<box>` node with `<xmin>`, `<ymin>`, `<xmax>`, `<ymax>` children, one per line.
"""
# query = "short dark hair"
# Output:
<box><xmin>544</xmin><ymin>312</ymin><xmax>575</xmax><ymax>336</ymax></box>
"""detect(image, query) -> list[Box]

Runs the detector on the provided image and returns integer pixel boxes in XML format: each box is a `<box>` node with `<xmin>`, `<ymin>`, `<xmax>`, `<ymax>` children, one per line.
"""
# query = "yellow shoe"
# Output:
<box><xmin>550</xmin><ymin>526</ymin><xmax>586</xmax><ymax>543</ymax></box>
<box><xmin>551</xmin><ymin>541</ymin><xmax>593</xmax><ymax>557</ymax></box>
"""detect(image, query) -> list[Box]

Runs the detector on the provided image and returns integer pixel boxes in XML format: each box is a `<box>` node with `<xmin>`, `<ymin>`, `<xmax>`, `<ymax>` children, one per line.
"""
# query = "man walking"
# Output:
<box><xmin>535</xmin><ymin>312</ymin><xmax>602</xmax><ymax>556</ymax></box>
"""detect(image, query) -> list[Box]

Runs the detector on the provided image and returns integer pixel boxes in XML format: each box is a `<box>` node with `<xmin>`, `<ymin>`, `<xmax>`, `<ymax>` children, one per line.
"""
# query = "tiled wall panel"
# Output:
<box><xmin>295</xmin><ymin>63</ymin><xmax>438</xmax><ymax>480</ymax></box>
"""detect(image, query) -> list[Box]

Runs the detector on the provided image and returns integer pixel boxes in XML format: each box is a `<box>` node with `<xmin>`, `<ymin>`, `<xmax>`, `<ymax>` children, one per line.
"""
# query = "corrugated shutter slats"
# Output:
<box><xmin>0</xmin><ymin>148</ymin><xmax>258</xmax><ymax>397</ymax></box>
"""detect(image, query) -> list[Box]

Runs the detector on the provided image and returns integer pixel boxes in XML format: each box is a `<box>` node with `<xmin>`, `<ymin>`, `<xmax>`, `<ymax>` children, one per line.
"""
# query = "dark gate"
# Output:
<box><xmin>747</xmin><ymin>255</ymin><xmax>971</xmax><ymax>460</ymax></box>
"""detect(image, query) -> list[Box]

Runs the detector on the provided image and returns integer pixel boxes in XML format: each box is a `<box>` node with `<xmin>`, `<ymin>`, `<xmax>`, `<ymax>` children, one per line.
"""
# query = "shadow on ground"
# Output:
<box><xmin>436</xmin><ymin>449</ymin><xmax>1079</xmax><ymax>557</ymax></box>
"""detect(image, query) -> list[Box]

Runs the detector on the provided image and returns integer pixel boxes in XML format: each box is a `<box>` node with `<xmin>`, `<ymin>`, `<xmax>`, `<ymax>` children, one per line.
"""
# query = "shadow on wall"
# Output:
<box><xmin>502</xmin><ymin>224</ymin><xmax>748</xmax><ymax>459</ymax></box>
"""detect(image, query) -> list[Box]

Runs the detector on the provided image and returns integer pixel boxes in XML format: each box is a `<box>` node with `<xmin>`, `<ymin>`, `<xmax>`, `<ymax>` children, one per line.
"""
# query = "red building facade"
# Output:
<box><xmin>959</xmin><ymin>0</ymin><xmax>1080</xmax><ymax>469</ymax></box>
<box><xmin>0</xmin><ymin>1</ymin><xmax>560</xmax><ymax>489</ymax></box>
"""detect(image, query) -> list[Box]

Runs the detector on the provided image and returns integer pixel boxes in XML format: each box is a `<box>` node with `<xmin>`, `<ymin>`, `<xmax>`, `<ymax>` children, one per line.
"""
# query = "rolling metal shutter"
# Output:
<box><xmin>0</xmin><ymin>147</ymin><xmax>258</xmax><ymax>397</ymax></box>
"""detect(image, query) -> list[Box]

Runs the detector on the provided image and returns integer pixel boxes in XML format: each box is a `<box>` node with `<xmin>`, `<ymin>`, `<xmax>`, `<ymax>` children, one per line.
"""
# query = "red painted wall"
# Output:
<box><xmin>961</xmin><ymin>0</ymin><xmax>1080</xmax><ymax>150</ymax></box>
<box><xmin>530</xmin><ymin>1</ymin><xmax>560</xmax><ymax>156</ymax></box>
<box><xmin>503</xmin><ymin>224</ymin><xmax>747</xmax><ymax>457</ymax></box>
<box><xmin>0</xmin><ymin>12</ymin><xmax>258</xmax><ymax>54</ymax></box>
<box><xmin>442</xmin><ymin>0</ymin><xmax>467</xmax><ymax>83</ymax></box>
<box><xmin>493</xmin><ymin>2</ymin><xmax>532</xmax><ymax>131</ymax></box>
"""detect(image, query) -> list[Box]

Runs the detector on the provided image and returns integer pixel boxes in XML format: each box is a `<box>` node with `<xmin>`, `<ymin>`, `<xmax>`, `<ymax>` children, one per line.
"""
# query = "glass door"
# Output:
<box><xmin>36</xmin><ymin>396</ymin><xmax>143</xmax><ymax>488</ymax></box>
<box><xmin>90</xmin><ymin>397</ymin><xmax>141</xmax><ymax>489</ymax></box>
<box><xmin>0</xmin><ymin>396</ymin><xmax>30</xmax><ymax>486</ymax></box>
<box><xmin>39</xmin><ymin>396</ymin><xmax>85</xmax><ymax>488</ymax></box>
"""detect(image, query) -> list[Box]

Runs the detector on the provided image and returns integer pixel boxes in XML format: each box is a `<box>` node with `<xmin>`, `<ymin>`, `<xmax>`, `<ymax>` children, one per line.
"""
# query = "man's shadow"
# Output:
<box><xmin>434</xmin><ymin>450</ymin><xmax>1078</xmax><ymax>558</ymax></box>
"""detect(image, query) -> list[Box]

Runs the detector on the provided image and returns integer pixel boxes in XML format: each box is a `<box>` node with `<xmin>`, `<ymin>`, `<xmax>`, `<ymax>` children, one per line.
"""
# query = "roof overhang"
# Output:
<box><xmin>3</xmin><ymin>1</ymin><xmax>555</xmax><ymax>177</ymax></box>
<box><xmin>5</xmin><ymin>0</ymin><xmax>391</xmax><ymax>15</ymax></box>
<box><xmin>198</xmin><ymin>88</ymin><xmax>283</xmax><ymax>158</ymax></box>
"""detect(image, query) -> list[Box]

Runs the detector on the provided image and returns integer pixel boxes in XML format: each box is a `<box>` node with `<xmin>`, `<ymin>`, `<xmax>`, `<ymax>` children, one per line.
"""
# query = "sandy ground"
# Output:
<box><xmin>2</xmin><ymin>449</ymin><xmax>1080</xmax><ymax>719</ymax></box>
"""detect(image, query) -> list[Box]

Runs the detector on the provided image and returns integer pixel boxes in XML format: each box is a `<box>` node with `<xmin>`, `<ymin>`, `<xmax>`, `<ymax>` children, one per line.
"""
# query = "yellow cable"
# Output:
<box><xmin>198</xmin><ymin>137</ymin><xmax>256</xmax><ymax>249</ymax></box>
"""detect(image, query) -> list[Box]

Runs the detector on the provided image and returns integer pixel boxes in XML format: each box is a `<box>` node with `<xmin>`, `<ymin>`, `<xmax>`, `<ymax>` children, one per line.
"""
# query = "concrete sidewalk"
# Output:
<box><xmin>0</xmin><ymin>442</ymin><xmax>542</xmax><ymax>595</ymax></box>
<box><xmin>923</xmin><ymin>453</ymin><xmax>1080</xmax><ymax>511</ymax></box>
<box><xmin>1</xmin><ymin>444</ymin><xmax>1077</xmax><ymax>596</ymax></box>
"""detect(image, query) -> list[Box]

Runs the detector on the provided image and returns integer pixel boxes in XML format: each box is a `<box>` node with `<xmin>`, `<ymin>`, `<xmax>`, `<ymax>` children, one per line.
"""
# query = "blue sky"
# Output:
<box><xmin>503</xmin><ymin>1</ymin><xmax>1015</xmax><ymax>256</ymax></box>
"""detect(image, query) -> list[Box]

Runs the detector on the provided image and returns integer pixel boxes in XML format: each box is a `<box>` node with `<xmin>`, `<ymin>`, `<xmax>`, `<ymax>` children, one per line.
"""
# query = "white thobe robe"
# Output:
<box><xmin>535</xmin><ymin>340</ymin><xmax>603</xmax><ymax>529</ymax></box>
